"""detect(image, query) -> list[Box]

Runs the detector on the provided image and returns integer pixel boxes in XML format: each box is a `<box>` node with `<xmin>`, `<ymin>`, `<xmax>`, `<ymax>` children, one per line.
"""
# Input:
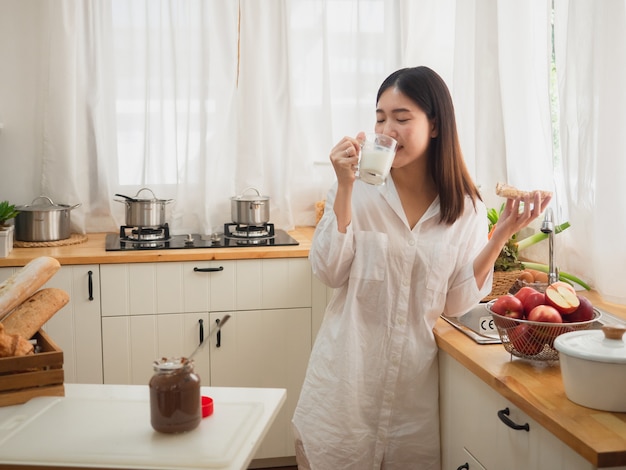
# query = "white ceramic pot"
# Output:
<box><xmin>554</xmin><ymin>325</ymin><xmax>626</xmax><ymax>412</ymax></box>
<box><xmin>0</xmin><ymin>225</ymin><xmax>14</xmax><ymax>258</ymax></box>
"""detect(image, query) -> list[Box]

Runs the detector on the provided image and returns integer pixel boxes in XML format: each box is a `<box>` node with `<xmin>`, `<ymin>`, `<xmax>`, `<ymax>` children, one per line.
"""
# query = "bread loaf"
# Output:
<box><xmin>0</xmin><ymin>257</ymin><xmax>61</xmax><ymax>321</ymax></box>
<box><xmin>0</xmin><ymin>323</ymin><xmax>34</xmax><ymax>357</ymax></box>
<box><xmin>1</xmin><ymin>288</ymin><xmax>69</xmax><ymax>339</ymax></box>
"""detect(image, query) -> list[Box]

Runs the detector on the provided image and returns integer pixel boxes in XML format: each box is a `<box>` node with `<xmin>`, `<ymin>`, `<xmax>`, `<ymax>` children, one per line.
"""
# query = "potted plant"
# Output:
<box><xmin>0</xmin><ymin>201</ymin><xmax>20</xmax><ymax>257</ymax></box>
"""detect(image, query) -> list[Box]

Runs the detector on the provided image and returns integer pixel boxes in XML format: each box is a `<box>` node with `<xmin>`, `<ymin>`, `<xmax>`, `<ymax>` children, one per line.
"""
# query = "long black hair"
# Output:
<box><xmin>377</xmin><ymin>66</ymin><xmax>481</xmax><ymax>224</ymax></box>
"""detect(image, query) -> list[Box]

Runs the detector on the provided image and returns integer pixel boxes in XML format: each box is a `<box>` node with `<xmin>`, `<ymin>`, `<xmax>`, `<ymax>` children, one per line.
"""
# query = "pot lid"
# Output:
<box><xmin>16</xmin><ymin>196</ymin><xmax>79</xmax><ymax>211</ymax></box>
<box><xmin>232</xmin><ymin>187</ymin><xmax>270</xmax><ymax>201</ymax></box>
<box><xmin>554</xmin><ymin>326</ymin><xmax>626</xmax><ymax>364</ymax></box>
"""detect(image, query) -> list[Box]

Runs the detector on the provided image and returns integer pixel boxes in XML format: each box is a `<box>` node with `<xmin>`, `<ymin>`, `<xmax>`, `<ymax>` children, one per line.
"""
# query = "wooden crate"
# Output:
<box><xmin>0</xmin><ymin>329</ymin><xmax>64</xmax><ymax>407</ymax></box>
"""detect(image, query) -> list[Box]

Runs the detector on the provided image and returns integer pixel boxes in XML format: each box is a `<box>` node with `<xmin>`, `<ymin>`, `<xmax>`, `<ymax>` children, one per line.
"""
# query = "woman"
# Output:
<box><xmin>292</xmin><ymin>66</ymin><xmax>551</xmax><ymax>469</ymax></box>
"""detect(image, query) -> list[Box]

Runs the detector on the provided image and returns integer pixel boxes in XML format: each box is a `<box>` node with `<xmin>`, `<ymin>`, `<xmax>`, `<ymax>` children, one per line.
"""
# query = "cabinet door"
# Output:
<box><xmin>43</xmin><ymin>265</ymin><xmax>103</xmax><ymax>384</ymax></box>
<box><xmin>439</xmin><ymin>350</ymin><xmax>599</xmax><ymax>470</ymax></box>
<box><xmin>102</xmin><ymin>312</ymin><xmax>208</xmax><ymax>385</ymax></box>
<box><xmin>209</xmin><ymin>308</ymin><xmax>311</xmax><ymax>460</ymax></box>
<box><xmin>0</xmin><ymin>265</ymin><xmax>103</xmax><ymax>384</ymax></box>
<box><xmin>235</xmin><ymin>259</ymin><xmax>311</xmax><ymax>310</ymax></box>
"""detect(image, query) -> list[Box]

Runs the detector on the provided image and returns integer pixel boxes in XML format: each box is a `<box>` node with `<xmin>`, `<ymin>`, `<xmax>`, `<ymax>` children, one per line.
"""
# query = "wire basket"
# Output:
<box><xmin>485</xmin><ymin>300</ymin><xmax>602</xmax><ymax>361</ymax></box>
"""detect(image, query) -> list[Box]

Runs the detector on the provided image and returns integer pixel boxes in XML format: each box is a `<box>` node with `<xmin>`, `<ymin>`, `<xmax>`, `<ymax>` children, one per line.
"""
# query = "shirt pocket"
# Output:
<box><xmin>425</xmin><ymin>244</ymin><xmax>455</xmax><ymax>294</ymax></box>
<box><xmin>351</xmin><ymin>231</ymin><xmax>388</xmax><ymax>281</ymax></box>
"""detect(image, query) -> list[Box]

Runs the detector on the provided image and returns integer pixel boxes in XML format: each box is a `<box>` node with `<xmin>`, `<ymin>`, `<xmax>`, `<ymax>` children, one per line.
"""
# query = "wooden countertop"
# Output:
<box><xmin>435</xmin><ymin>291</ymin><xmax>626</xmax><ymax>468</ymax></box>
<box><xmin>0</xmin><ymin>227</ymin><xmax>316</xmax><ymax>266</ymax></box>
<box><xmin>3</xmin><ymin>227</ymin><xmax>625</xmax><ymax>466</ymax></box>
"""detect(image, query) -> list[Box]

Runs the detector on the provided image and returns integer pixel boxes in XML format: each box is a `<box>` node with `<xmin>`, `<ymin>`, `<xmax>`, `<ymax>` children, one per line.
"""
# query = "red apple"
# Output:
<box><xmin>565</xmin><ymin>295</ymin><xmax>595</xmax><ymax>323</ymax></box>
<box><xmin>491</xmin><ymin>294</ymin><xmax>525</xmax><ymax>319</ymax></box>
<box><xmin>508</xmin><ymin>323</ymin><xmax>543</xmax><ymax>356</ymax></box>
<box><xmin>527</xmin><ymin>304</ymin><xmax>563</xmax><ymax>323</ymax></box>
<box><xmin>545</xmin><ymin>281</ymin><xmax>580</xmax><ymax>314</ymax></box>
<box><xmin>514</xmin><ymin>286</ymin><xmax>539</xmax><ymax>305</ymax></box>
<box><xmin>521</xmin><ymin>291</ymin><xmax>546</xmax><ymax>317</ymax></box>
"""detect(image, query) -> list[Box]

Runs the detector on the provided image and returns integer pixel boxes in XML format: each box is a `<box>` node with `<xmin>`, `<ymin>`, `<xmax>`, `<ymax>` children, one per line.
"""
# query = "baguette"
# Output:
<box><xmin>0</xmin><ymin>323</ymin><xmax>34</xmax><ymax>357</ymax></box>
<box><xmin>0</xmin><ymin>256</ymin><xmax>61</xmax><ymax>321</ymax></box>
<box><xmin>495</xmin><ymin>182</ymin><xmax>552</xmax><ymax>200</ymax></box>
<box><xmin>1</xmin><ymin>288</ymin><xmax>69</xmax><ymax>339</ymax></box>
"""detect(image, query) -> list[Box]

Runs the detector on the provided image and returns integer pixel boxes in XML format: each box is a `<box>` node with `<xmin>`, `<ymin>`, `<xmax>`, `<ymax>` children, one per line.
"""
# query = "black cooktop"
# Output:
<box><xmin>105</xmin><ymin>229</ymin><xmax>299</xmax><ymax>251</ymax></box>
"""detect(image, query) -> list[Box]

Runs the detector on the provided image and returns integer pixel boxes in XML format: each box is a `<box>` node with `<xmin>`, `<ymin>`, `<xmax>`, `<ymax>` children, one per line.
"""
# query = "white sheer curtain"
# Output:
<box><xmin>554</xmin><ymin>0</ymin><xmax>626</xmax><ymax>304</ymax></box>
<box><xmin>36</xmin><ymin>0</ymin><xmax>623</xmax><ymax>300</ymax></box>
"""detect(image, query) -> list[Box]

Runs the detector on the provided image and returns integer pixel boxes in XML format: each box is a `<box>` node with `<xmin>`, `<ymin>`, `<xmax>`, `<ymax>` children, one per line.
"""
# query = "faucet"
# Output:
<box><xmin>540</xmin><ymin>207</ymin><xmax>559</xmax><ymax>284</ymax></box>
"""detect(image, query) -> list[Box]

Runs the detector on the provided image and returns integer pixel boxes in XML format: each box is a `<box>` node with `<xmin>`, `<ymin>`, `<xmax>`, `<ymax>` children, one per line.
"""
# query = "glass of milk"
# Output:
<box><xmin>358</xmin><ymin>133</ymin><xmax>397</xmax><ymax>185</ymax></box>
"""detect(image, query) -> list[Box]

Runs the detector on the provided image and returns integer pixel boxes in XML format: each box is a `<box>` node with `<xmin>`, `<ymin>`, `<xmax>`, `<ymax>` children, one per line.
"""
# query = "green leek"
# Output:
<box><xmin>515</xmin><ymin>222</ymin><xmax>571</xmax><ymax>251</ymax></box>
<box><xmin>522</xmin><ymin>261</ymin><xmax>591</xmax><ymax>290</ymax></box>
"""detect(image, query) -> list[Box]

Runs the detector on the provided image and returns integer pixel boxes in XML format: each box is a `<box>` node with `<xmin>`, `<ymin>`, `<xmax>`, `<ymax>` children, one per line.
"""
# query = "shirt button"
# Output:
<box><xmin>408</xmin><ymin>239</ymin><xmax>415</xmax><ymax>246</ymax></box>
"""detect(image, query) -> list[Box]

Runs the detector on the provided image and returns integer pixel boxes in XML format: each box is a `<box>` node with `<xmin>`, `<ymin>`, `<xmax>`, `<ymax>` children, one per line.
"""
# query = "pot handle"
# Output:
<box><xmin>602</xmin><ymin>325</ymin><xmax>626</xmax><ymax>341</ymax></box>
<box><xmin>29</xmin><ymin>196</ymin><xmax>55</xmax><ymax>206</ymax></box>
<box><xmin>241</xmin><ymin>187</ymin><xmax>261</xmax><ymax>197</ymax></box>
<box><xmin>135</xmin><ymin>188</ymin><xmax>157</xmax><ymax>199</ymax></box>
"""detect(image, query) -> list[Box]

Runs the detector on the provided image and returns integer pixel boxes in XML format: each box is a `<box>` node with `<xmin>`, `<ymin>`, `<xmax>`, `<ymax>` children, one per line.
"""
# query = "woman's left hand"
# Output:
<box><xmin>491</xmin><ymin>191</ymin><xmax>552</xmax><ymax>244</ymax></box>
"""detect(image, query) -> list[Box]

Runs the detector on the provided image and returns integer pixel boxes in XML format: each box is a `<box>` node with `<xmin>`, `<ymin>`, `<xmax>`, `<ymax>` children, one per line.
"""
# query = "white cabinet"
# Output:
<box><xmin>209</xmin><ymin>308</ymin><xmax>310</xmax><ymax>460</ymax></box>
<box><xmin>439</xmin><ymin>350</ymin><xmax>620</xmax><ymax>470</ymax></box>
<box><xmin>0</xmin><ymin>265</ymin><xmax>103</xmax><ymax>384</ymax></box>
<box><xmin>100</xmin><ymin>258</ymin><xmax>312</xmax><ymax>462</ymax></box>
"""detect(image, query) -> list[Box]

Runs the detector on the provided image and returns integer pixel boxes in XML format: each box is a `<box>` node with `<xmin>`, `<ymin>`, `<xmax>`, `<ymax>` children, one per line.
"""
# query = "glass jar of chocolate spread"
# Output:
<box><xmin>149</xmin><ymin>357</ymin><xmax>201</xmax><ymax>433</ymax></box>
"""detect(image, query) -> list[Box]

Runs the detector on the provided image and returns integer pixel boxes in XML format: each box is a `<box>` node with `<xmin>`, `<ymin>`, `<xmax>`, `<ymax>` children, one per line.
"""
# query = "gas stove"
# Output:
<box><xmin>105</xmin><ymin>223</ymin><xmax>299</xmax><ymax>251</ymax></box>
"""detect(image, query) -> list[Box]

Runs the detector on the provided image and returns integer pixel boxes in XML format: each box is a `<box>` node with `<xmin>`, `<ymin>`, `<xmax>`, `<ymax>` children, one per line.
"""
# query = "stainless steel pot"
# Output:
<box><xmin>15</xmin><ymin>196</ymin><xmax>81</xmax><ymax>242</ymax></box>
<box><xmin>115</xmin><ymin>188</ymin><xmax>173</xmax><ymax>228</ymax></box>
<box><xmin>231</xmin><ymin>188</ymin><xmax>270</xmax><ymax>226</ymax></box>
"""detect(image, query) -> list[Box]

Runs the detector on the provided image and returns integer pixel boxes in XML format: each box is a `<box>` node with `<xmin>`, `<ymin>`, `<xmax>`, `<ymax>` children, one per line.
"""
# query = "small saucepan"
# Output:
<box><xmin>231</xmin><ymin>188</ymin><xmax>270</xmax><ymax>226</ymax></box>
<box><xmin>115</xmin><ymin>188</ymin><xmax>173</xmax><ymax>228</ymax></box>
<box><xmin>15</xmin><ymin>196</ymin><xmax>81</xmax><ymax>242</ymax></box>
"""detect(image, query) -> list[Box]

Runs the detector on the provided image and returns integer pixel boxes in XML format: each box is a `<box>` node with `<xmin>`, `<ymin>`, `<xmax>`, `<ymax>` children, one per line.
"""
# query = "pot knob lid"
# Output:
<box><xmin>554</xmin><ymin>325</ymin><xmax>626</xmax><ymax>364</ymax></box>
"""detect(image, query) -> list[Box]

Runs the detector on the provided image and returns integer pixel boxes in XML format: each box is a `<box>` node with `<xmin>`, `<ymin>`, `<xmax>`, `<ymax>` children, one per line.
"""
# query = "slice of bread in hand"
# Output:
<box><xmin>495</xmin><ymin>182</ymin><xmax>552</xmax><ymax>199</ymax></box>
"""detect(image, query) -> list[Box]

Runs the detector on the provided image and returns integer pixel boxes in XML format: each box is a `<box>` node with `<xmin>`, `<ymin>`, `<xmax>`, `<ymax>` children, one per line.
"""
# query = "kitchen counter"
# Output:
<box><xmin>2</xmin><ymin>226</ymin><xmax>625</xmax><ymax>466</ymax></box>
<box><xmin>0</xmin><ymin>227</ymin><xmax>316</xmax><ymax>266</ymax></box>
<box><xmin>0</xmin><ymin>384</ymin><xmax>286</xmax><ymax>470</ymax></box>
<box><xmin>435</xmin><ymin>290</ymin><xmax>626</xmax><ymax>468</ymax></box>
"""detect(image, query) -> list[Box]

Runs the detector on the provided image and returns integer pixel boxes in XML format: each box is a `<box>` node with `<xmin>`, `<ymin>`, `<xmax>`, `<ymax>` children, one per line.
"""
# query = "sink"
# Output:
<box><xmin>441</xmin><ymin>304</ymin><xmax>502</xmax><ymax>344</ymax></box>
<box><xmin>441</xmin><ymin>303</ymin><xmax>626</xmax><ymax>345</ymax></box>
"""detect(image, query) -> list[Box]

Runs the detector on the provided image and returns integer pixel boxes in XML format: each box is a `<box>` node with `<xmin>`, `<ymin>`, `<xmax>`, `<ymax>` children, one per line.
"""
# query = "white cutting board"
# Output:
<box><xmin>0</xmin><ymin>395</ymin><xmax>263</xmax><ymax>469</ymax></box>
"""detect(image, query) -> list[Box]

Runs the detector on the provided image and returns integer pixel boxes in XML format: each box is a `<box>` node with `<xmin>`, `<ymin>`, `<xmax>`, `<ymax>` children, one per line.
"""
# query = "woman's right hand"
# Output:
<box><xmin>329</xmin><ymin>133</ymin><xmax>364</xmax><ymax>185</ymax></box>
<box><xmin>329</xmin><ymin>132</ymin><xmax>365</xmax><ymax>233</ymax></box>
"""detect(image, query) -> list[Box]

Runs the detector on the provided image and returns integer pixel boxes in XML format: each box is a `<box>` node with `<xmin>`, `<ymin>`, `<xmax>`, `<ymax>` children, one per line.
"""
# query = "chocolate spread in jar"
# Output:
<box><xmin>149</xmin><ymin>357</ymin><xmax>201</xmax><ymax>433</ymax></box>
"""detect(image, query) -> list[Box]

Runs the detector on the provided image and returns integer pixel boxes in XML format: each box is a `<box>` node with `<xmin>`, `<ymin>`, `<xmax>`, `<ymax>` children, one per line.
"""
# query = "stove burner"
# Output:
<box><xmin>120</xmin><ymin>224</ymin><xmax>170</xmax><ymax>242</ymax></box>
<box><xmin>224</xmin><ymin>223</ymin><xmax>275</xmax><ymax>240</ymax></box>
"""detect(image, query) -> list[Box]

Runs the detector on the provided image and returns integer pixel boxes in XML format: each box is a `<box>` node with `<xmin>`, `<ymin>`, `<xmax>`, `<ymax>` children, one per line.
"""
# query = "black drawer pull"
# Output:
<box><xmin>216</xmin><ymin>318</ymin><xmax>222</xmax><ymax>348</ymax></box>
<box><xmin>193</xmin><ymin>266</ymin><xmax>224</xmax><ymax>272</ymax></box>
<box><xmin>456</xmin><ymin>464</ymin><xmax>469</xmax><ymax>470</ymax></box>
<box><xmin>497</xmin><ymin>407</ymin><xmax>529</xmax><ymax>431</ymax></box>
<box><xmin>198</xmin><ymin>318</ymin><xmax>204</xmax><ymax>345</ymax></box>
<box><xmin>88</xmin><ymin>270</ymin><xmax>94</xmax><ymax>301</ymax></box>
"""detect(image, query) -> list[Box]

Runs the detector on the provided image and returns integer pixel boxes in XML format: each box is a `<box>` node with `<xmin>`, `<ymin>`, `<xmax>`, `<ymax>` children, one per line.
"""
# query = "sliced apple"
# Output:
<box><xmin>545</xmin><ymin>281</ymin><xmax>580</xmax><ymax>314</ymax></box>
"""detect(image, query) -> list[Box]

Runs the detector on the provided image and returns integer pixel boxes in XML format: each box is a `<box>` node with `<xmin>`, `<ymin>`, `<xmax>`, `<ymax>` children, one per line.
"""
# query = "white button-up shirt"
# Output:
<box><xmin>293</xmin><ymin>177</ymin><xmax>492</xmax><ymax>470</ymax></box>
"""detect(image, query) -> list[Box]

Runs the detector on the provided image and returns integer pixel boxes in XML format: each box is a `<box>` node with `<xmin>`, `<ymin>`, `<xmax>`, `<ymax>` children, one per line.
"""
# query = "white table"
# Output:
<box><xmin>0</xmin><ymin>384</ymin><xmax>286</xmax><ymax>470</ymax></box>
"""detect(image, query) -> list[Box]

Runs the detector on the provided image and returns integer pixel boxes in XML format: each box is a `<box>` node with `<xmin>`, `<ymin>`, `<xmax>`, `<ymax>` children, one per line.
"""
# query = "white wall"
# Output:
<box><xmin>0</xmin><ymin>0</ymin><xmax>44</xmax><ymax>206</ymax></box>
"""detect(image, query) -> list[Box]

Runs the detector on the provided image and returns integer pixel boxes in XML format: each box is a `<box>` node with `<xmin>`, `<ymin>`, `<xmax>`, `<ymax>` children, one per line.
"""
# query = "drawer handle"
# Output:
<box><xmin>456</xmin><ymin>464</ymin><xmax>469</xmax><ymax>470</ymax></box>
<box><xmin>497</xmin><ymin>407</ymin><xmax>529</xmax><ymax>431</ymax></box>
<box><xmin>198</xmin><ymin>318</ymin><xmax>204</xmax><ymax>345</ymax></box>
<box><xmin>215</xmin><ymin>318</ymin><xmax>223</xmax><ymax>348</ymax></box>
<box><xmin>193</xmin><ymin>266</ymin><xmax>224</xmax><ymax>273</ymax></box>
<box><xmin>88</xmin><ymin>270</ymin><xmax>94</xmax><ymax>301</ymax></box>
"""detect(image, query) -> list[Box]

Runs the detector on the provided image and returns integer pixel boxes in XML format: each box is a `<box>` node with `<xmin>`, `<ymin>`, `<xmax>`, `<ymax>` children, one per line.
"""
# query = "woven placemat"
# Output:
<box><xmin>14</xmin><ymin>233</ymin><xmax>88</xmax><ymax>248</ymax></box>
